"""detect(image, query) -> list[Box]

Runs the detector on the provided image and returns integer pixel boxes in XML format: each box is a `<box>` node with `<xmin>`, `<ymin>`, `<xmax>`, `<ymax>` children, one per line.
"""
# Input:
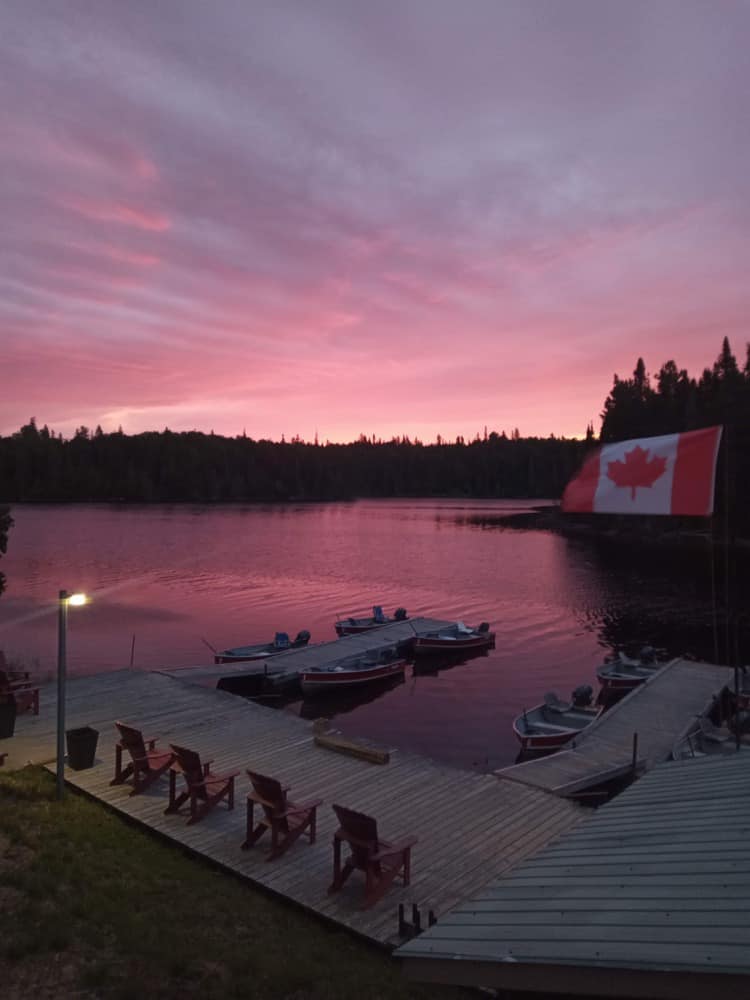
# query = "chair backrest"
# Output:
<box><xmin>274</xmin><ymin>632</ymin><xmax>290</xmax><ymax>649</ymax></box>
<box><xmin>170</xmin><ymin>744</ymin><xmax>204</xmax><ymax>787</ymax></box>
<box><xmin>332</xmin><ymin>804</ymin><xmax>379</xmax><ymax>859</ymax></box>
<box><xmin>247</xmin><ymin>770</ymin><xmax>285</xmax><ymax>810</ymax></box>
<box><xmin>372</xmin><ymin>606</ymin><xmax>385</xmax><ymax>623</ymax></box>
<box><xmin>115</xmin><ymin>721</ymin><xmax>147</xmax><ymax>760</ymax></box>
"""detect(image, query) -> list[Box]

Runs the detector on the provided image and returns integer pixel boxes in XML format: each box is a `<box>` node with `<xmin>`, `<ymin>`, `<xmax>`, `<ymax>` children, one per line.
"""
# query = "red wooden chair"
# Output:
<box><xmin>328</xmin><ymin>804</ymin><xmax>417</xmax><ymax>909</ymax></box>
<box><xmin>242</xmin><ymin>770</ymin><xmax>322</xmax><ymax>860</ymax></box>
<box><xmin>110</xmin><ymin>722</ymin><xmax>175</xmax><ymax>795</ymax></box>
<box><xmin>0</xmin><ymin>652</ymin><xmax>40</xmax><ymax>716</ymax></box>
<box><xmin>166</xmin><ymin>744</ymin><xmax>238</xmax><ymax>825</ymax></box>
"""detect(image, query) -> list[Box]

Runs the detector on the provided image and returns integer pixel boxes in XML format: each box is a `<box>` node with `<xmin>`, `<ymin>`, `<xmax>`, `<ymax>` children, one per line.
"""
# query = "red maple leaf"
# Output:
<box><xmin>606</xmin><ymin>445</ymin><xmax>667</xmax><ymax>500</ymax></box>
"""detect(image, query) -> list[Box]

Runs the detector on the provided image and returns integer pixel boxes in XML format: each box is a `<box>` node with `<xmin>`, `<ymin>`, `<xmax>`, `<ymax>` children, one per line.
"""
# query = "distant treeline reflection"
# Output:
<box><xmin>1</xmin><ymin>338</ymin><xmax>748</xmax><ymax>532</ymax></box>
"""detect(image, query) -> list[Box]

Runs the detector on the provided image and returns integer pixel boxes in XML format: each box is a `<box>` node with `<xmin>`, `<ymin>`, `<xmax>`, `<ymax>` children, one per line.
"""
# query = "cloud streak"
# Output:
<box><xmin>1</xmin><ymin>0</ymin><xmax>749</xmax><ymax>442</ymax></box>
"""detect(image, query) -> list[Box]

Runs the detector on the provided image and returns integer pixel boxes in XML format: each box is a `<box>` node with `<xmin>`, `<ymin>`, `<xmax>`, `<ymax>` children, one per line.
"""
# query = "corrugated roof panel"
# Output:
<box><xmin>399</xmin><ymin>752</ymin><xmax>750</xmax><ymax>988</ymax></box>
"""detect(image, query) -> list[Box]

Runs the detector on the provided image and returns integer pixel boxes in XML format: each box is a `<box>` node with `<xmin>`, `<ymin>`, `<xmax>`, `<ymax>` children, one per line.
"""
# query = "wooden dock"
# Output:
<box><xmin>161</xmin><ymin>616</ymin><xmax>456</xmax><ymax>688</ymax></box>
<box><xmin>398</xmin><ymin>751</ymin><xmax>750</xmax><ymax>998</ymax></box>
<box><xmin>496</xmin><ymin>658</ymin><xmax>734</xmax><ymax>795</ymax></box>
<box><xmin>2</xmin><ymin>669</ymin><xmax>583</xmax><ymax>946</ymax></box>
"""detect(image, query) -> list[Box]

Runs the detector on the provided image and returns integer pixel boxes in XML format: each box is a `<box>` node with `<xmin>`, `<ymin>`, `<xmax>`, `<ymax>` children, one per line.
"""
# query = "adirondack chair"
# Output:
<box><xmin>328</xmin><ymin>804</ymin><xmax>417</xmax><ymax>909</ymax></box>
<box><xmin>242</xmin><ymin>770</ymin><xmax>322</xmax><ymax>860</ymax></box>
<box><xmin>0</xmin><ymin>652</ymin><xmax>40</xmax><ymax>716</ymax></box>
<box><xmin>167</xmin><ymin>744</ymin><xmax>239</xmax><ymax>825</ymax></box>
<box><xmin>110</xmin><ymin>721</ymin><xmax>175</xmax><ymax>795</ymax></box>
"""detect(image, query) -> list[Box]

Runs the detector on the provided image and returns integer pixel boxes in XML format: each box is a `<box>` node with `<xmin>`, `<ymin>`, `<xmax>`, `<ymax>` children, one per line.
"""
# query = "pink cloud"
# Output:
<box><xmin>63</xmin><ymin>198</ymin><xmax>170</xmax><ymax>232</ymax></box>
<box><xmin>1</xmin><ymin>1</ymin><xmax>749</xmax><ymax>443</ymax></box>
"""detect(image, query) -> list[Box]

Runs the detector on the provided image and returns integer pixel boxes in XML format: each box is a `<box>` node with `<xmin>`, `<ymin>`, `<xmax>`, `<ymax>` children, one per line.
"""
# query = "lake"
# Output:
<box><xmin>0</xmin><ymin>500</ymin><xmax>742</xmax><ymax>770</ymax></box>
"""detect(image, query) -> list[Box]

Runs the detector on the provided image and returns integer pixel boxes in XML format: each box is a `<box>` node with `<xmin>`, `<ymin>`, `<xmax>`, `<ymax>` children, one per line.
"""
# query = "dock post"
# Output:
<box><xmin>631</xmin><ymin>732</ymin><xmax>638</xmax><ymax>776</ymax></box>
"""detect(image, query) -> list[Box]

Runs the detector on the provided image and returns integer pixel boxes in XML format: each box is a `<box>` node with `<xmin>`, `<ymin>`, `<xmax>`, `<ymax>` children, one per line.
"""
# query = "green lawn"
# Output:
<box><xmin>0</xmin><ymin>767</ymin><xmax>463</xmax><ymax>1000</ymax></box>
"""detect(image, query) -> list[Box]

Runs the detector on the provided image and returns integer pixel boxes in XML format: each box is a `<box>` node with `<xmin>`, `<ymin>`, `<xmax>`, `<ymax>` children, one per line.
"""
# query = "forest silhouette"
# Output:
<box><xmin>1</xmin><ymin>338</ymin><xmax>747</xmax><ymax>532</ymax></box>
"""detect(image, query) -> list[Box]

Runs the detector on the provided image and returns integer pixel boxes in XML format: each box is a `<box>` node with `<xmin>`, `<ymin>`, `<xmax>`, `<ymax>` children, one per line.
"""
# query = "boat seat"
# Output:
<box><xmin>544</xmin><ymin>692</ymin><xmax>571</xmax><ymax>713</ymax></box>
<box><xmin>531</xmin><ymin>720</ymin><xmax>576</xmax><ymax>733</ymax></box>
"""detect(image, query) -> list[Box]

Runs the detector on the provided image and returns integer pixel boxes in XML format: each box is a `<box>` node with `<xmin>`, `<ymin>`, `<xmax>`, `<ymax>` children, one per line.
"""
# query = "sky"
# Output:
<box><xmin>1</xmin><ymin>1</ymin><xmax>749</xmax><ymax>444</ymax></box>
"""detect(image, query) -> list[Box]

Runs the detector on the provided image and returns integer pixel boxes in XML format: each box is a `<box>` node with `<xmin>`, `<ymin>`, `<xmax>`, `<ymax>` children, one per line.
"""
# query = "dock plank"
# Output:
<box><xmin>3</xmin><ymin>669</ymin><xmax>582</xmax><ymax>947</ymax></box>
<box><xmin>496</xmin><ymin>658</ymin><xmax>733</xmax><ymax>794</ymax></box>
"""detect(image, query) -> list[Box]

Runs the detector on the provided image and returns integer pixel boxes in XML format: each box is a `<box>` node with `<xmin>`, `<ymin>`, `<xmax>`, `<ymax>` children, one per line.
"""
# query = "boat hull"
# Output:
<box><xmin>214</xmin><ymin>649</ymin><xmax>273</xmax><ymax>664</ymax></box>
<box><xmin>596</xmin><ymin>663</ymin><xmax>660</xmax><ymax>692</ymax></box>
<box><xmin>413</xmin><ymin>632</ymin><xmax>495</xmax><ymax>655</ymax></box>
<box><xmin>334</xmin><ymin>622</ymin><xmax>384</xmax><ymax>636</ymax></box>
<box><xmin>300</xmin><ymin>659</ymin><xmax>406</xmax><ymax>695</ymax></box>
<box><xmin>214</xmin><ymin>634</ymin><xmax>310</xmax><ymax>664</ymax></box>
<box><xmin>512</xmin><ymin>704</ymin><xmax>600</xmax><ymax>751</ymax></box>
<box><xmin>512</xmin><ymin>721</ymin><xmax>581</xmax><ymax>752</ymax></box>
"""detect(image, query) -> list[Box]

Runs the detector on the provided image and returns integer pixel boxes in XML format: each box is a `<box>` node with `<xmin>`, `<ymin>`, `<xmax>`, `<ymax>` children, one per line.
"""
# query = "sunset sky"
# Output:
<box><xmin>2</xmin><ymin>1</ymin><xmax>748</xmax><ymax>443</ymax></box>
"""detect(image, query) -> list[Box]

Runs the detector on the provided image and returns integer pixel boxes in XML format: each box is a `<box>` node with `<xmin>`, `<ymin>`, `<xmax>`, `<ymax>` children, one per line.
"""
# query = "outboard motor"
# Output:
<box><xmin>639</xmin><ymin>645</ymin><xmax>657</xmax><ymax>663</ymax></box>
<box><xmin>571</xmin><ymin>684</ymin><xmax>594</xmax><ymax>708</ymax></box>
<box><xmin>294</xmin><ymin>630</ymin><xmax>311</xmax><ymax>646</ymax></box>
<box><xmin>394</xmin><ymin>607</ymin><xmax>408</xmax><ymax>621</ymax></box>
<box><xmin>477</xmin><ymin>622</ymin><xmax>490</xmax><ymax>634</ymax></box>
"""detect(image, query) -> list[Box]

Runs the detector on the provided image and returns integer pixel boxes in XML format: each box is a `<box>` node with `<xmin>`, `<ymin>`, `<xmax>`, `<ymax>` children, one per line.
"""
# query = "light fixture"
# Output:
<box><xmin>56</xmin><ymin>589</ymin><xmax>89</xmax><ymax>800</ymax></box>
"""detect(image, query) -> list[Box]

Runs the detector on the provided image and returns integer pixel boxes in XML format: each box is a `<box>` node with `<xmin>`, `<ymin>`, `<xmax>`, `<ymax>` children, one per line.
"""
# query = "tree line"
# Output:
<box><xmin>0</xmin><ymin>337</ymin><xmax>746</xmax><ymax>527</ymax></box>
<box><xmin>0</xmin><ymin>422</ymin><xmax>589</xmax><ymax>504</ymax></box>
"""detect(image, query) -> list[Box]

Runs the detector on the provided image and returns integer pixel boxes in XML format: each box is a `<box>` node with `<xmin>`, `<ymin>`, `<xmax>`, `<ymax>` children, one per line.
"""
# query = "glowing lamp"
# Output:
<box><xmin>56</xmin><ymin>588</ymin><xmax>90</xmax><ymax>799</ymax></box>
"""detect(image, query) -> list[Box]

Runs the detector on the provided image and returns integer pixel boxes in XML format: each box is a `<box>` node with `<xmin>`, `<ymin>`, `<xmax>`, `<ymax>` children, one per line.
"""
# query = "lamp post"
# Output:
<box><xmin>56</xmin><ymin>589</ymin><xmax>88</xmax><ymax>800</ymax></box>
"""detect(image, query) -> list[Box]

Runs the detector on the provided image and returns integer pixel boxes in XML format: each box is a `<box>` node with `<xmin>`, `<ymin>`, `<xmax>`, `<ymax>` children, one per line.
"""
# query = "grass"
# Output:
<box><xmin>0</xmin><ymin>766</ymin><xmax>465</xmax><ymax>1000</ymax></box>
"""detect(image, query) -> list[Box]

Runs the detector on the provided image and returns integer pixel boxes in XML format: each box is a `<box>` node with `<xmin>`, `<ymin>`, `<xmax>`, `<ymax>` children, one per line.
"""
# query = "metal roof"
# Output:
<box><xmin>399</xmin><ymin>751</ymin><xmax>750</xmax><ymax>998</ymax></box>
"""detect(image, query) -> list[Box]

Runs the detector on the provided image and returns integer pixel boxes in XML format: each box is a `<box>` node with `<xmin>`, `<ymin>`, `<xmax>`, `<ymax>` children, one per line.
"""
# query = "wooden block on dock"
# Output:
<box><xmin>313</xmin><ymin>731</ymin><xmax>390</xmax><ymax>765</ymax></box>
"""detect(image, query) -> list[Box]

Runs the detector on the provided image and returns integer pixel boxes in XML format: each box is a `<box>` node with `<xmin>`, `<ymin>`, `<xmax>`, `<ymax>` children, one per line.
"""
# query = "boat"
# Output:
<box><xmin>596</xmin><ymin>646</ymin><xmax>661</xmax><ymax>693</ymax></box>
<box><xmin>513</xmin><ymin>687</ymin><xmax>600</xmax><ymax>752</ymax></box>
<box><xmin>300</xmin><ymin>650</ymin><xmax>407</xmax><ymax>695</ymax></box>
<box><xmin>334</xmin><ymin>605</ymin><xmax>408</xmax><ymax>636</ymax></box>
<box><xmin>413</xmin><ymin>621</ymin><xmax>495</xmax><ymax>655</ymax></box>
<box><xmin>214</xmin><ymin>629</ymin><xmax>311</xmax><ymax>664</ymax></box>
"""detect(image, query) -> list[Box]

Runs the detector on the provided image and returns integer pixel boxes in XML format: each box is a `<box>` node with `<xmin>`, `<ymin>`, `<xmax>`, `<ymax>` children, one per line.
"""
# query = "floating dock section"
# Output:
<box><xmin>496</xmin><ymin>658</ymin><xmax>734</xmax><ymax>795</ymax></box>
<box><xmin>160</xmin><ymin>616</ymin><xmax>456</xmax><ymax>689</ymax></box>
<box><xmin>398</xmin><ymin>751</ymin><xmax>750</xmax><ymax>999</ymax></box>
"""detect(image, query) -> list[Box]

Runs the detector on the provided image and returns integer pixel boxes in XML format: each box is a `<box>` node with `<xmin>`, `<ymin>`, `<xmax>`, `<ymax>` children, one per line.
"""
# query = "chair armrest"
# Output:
<box><xmin>372</xmin><ymin>836</ymin><xmax>417</xmax><ymax>861</ymax></box>
<box><xmin>202</xmin><ymin>770</ymin><xmax>240</xmax><ymax>785</ymax></box>
<box><xmin>282</xmin><ymin>798</ymin><xmax>323</xmax><ymax>817</ymax></box>
<box><xmin>5</xmin><ymin>679</ymin><xmax>38</xmax><ymax>691</ymax></box>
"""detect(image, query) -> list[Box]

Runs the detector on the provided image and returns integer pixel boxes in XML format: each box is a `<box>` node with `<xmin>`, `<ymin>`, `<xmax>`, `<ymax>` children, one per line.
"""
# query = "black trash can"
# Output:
<box><xmin>66</xmin><ymin>725</ymin><xmax>99</xmax><ymax>770</ymax></box>
<box><xmin>0</xmin><ymin>698</ymin><xmax>16</xmax><ymax>740</ymax></box>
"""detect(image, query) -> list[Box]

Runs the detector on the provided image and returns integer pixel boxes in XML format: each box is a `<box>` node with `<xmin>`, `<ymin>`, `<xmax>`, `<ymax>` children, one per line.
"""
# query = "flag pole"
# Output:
<box><xmin>709</xmin><ymin>515</ymin><xmax>720</xmax><ymax>665</ymax></box>
<box><xmin>722</xmin><ymin>423</ymin><xmax>740</xmax><ymax>751</ymax></box>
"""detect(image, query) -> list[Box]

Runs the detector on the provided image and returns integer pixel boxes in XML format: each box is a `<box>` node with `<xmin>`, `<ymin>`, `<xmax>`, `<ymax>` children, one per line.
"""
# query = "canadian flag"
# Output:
<box><xmin>562</xmin><ymin>426</ymin><xmax>723</xmax><ymax>516</ymax></box>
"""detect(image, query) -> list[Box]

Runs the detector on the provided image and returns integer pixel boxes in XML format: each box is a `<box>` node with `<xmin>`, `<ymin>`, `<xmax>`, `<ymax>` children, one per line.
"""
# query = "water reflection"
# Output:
<box><xmin>411</xmin><ymin>647</ymin><xmax>492</xmax><ymax>677</ymax></box>
<box><xmin>0</xmin><ymin>500</ymin><xmax>745</xmax><ymax>770</ymax></box>
<box><xmin>290</xmin><ymin>673</ymin><xmax>406</xmax><ymax>721</ymax></box>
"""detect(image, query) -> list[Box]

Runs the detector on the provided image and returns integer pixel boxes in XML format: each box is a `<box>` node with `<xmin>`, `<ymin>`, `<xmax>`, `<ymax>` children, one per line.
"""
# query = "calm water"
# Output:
<box><xmin>0</xmin><ymin>501</ymin><xmax>740</xmax><ymax>770</ymax></box>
